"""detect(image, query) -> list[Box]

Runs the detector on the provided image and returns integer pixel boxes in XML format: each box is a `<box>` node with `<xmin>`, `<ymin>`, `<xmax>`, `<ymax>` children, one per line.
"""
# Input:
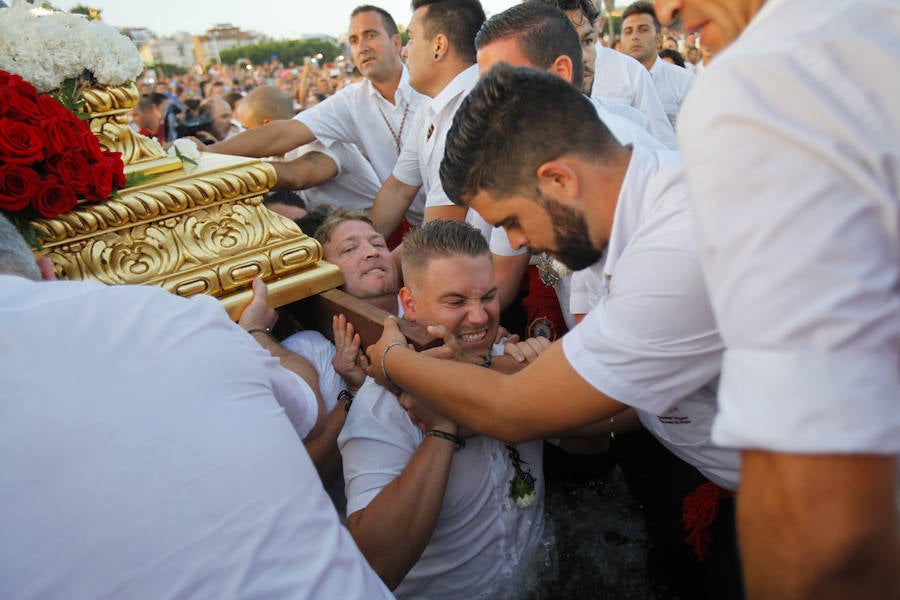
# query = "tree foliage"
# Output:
<box><xmin>219</xmin><ymin>39</ymin><xmax>344</xmax><ymax>67</ymax></box>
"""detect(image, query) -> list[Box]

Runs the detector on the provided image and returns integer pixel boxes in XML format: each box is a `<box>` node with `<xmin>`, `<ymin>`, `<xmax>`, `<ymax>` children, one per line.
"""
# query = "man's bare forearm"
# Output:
<box><xmin>208</xmin><ymin>119</ymin><xmax>315</xmax><ymax>158</ymax></box>
<box><xmin>739</xmin><ymin>451</ymin><xmax>900</xmax><ymax>600</ymax></box>
<box><xmin>347</xmin><ymin>436</ymin><xmax>456</xmax><ymax>589</ymax></box>
<box><xmin>369</xmin><ymin>175</ymin><xmax>419</xmax><ymax>238</ymax></box>
<box><xmin>376</xmin><ymin>337</ymin><xmax>623</xmax><ymax>442</ymax></box>
<box><xmin>272</xmin><ymin>152</ymin><xmax>339</xmax><ymax>190</ymax></box>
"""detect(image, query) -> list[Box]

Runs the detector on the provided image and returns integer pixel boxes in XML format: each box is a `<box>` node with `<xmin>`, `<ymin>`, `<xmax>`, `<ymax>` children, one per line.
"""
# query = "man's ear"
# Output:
<box><xmin>399</xmin><ymin>286</ymin><xmax>416</xmax><ymax>320</ymax></box>
<box><xmin>549</xmin><ymin>55</ymin><xmax>574</xmax><ymax>84</ymax></box>
<box><xmin>535</xmin><ymin>159</ymin><xmax>580</xmax><ymax>203</ymax></box>
<box><xmin>433</xmin><ymin>34</ymin><xmax>448</xmax><ymax>60</ymax></box>
<box><xmin>392</xmin><ymin>33</ymin><xmax>403</xmax><ymax>54</ymax></box>
<box><xmin>36</xmin><ymin>257</ymin><xmax>56</xmax><ymax>281</ymax></box>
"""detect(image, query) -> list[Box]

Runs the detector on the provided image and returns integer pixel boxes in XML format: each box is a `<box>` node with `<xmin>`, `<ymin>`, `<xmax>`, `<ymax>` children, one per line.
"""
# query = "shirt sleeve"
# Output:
<box><xmin>294</xmin><ymin>87</ymin><xmax>356</xmax><ymax>148</ymax></box>
<box><xmin>281</xmin><ymin>330</ymin><xmax>344</xmax><ymax>413</ymax></box>
<box><xmin>338</xmin><ymin>380</ymin><xmax>422</xmax><ymax>515</ymax></box>
<box><xmin>679</xmin><ymin>52</ymin><xmax>900</xmax><ymax>454</ymax></box>
<box><xmin>562</xmin><ymin>243</ymin><xmax>723</xmax><ymax>415</ymax></box>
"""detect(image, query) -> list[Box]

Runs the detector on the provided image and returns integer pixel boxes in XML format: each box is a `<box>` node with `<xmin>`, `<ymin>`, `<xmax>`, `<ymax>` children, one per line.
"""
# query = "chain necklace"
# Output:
<box><xmin>376</xmin><ymin>100</ymin><xmax>410</xmax><ymax>155</ymax></box>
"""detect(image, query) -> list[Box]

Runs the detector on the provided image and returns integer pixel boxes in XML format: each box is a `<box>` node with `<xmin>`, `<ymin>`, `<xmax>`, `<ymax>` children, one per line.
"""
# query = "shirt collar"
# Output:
<box><xmin>364</xmin><ymin>64</ymin><xmax>412</xmax><ymax>107</ymax></box>
<box><xmin>428</xmin><ymin>64</ymin><xmax>479</xmax><ymax>116</ymax></box>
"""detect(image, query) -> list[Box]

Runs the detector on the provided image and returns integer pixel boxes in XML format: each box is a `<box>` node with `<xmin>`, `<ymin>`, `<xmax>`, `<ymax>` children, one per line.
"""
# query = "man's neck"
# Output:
<box><xmin>642</xmin><ymin>54</ymin><xmax>657</xmax><ymax>72</ymax></box>
<box><xmin>368</xmin><ymin>293</ymin><xmax>399</xmax><ymax>315</ymax></box>
<box><xmin>422</xmin><ymin>60</ymin><xmax>473</xmax><ymax>99</ymax></box>
<box><xmin>370</xmin><ymin>67</ymin><xmax>403</xmax><ymax>104</ymax></box>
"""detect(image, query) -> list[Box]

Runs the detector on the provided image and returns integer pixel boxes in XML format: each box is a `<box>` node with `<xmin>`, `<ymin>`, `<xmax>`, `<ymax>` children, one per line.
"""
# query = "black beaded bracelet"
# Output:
<box><xmin>425</xmin><ymin>429</ymin><xmax>465</xmax><ymax>450</ymax></box>
<box><xmin>339</xmin><ymin>389</ymin><xmax>354</xmax><ymax>412</ymax></box>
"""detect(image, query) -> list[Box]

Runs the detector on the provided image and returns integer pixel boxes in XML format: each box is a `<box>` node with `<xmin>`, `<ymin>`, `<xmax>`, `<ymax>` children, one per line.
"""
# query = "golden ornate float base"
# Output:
<box><xmin>81</xmin><ymin>82</ymin><xmax>183</xmax><ymax>177</ymax></box>
<box><xmin>33</xmin><ymin>153</ymin><xmax>342</xmax><ymax>314</ymax></box>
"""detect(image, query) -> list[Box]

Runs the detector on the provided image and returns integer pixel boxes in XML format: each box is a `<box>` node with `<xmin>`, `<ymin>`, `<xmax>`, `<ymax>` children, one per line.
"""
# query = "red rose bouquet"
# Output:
<box><xmin>0</xmin><ymin>69</ymin><xmax>125</xmax><ymax>244</ymax></box>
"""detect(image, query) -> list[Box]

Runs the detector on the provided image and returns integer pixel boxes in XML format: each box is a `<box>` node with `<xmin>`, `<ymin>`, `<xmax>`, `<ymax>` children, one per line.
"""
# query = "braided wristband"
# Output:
<box><xmin>380</xmin><ymin>341</ymin><xmax>406</xmax><ymax>390</ymax></box>
<box><xmin>425</xmin><ymin>429</ymin><xmax>465</xmax><ymax>450</ymax></box>
<box><xmin>246</xmin><ymin>327</ymin><xmax>274</xmax><ymax>338</ymax></box>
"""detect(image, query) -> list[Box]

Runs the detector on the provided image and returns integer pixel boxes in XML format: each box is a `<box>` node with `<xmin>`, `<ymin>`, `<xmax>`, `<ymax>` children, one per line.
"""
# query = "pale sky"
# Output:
<box><xmin>51</xmin><ymin>0</ymin><xmax>523</xmax><ymax>40</ymax></box>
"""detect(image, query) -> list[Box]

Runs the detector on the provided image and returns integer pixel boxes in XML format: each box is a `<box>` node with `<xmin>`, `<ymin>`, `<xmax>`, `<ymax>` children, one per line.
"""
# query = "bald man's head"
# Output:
<box><xmin>236</xmin><ymin>86</ymin><xmax>295</xmax><ymax>129</ymax></box>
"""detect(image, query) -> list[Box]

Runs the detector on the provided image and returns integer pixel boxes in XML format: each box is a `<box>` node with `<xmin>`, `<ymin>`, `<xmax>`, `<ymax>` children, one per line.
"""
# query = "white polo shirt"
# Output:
<box><xmin>393</xmin><ymin>64</ymin><xmax>491</xmax><ymax>239</ymax></box>
<box><xmin>296</xmin><ymin>66</ymin><xmax>427</xmax><ymax>224</ymax></box>
<box><xmin>561</xmin><ymin>146</ymin><xmax>740</xmax><ymax>489</ymax></box>
<box><xmin>678</xmin><ymin>0</ymin><xmax>900</xmax><ymax>457</ymax></box>
<box><xmin>648</xmin><ymin>55</ymin><xmax>695</xmax><ymax>127</ymax></box>
<box><xmin>0</xmin><ymin>277</ymin><xmax>392</xmax><ymax>599</ymax></box>
<box><xmin>285</xmin><ymin>141</ymin><xmax>382</xmax><ymax>213</ymax></box>
<box><xmin>591</xmin><ymin>46</ymin><xmax>678</xmax><ymax>149</ymax></box>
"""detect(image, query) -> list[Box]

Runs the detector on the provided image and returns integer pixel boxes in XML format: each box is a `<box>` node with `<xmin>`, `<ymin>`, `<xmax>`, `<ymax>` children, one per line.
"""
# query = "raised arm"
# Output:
<box><xmin>207</xmin><ymin>118</ymin><xmax>316</xmax><ymax>158</ymax></box>
<box><xmin>367</xmin><ymin>317</ymin><xmax>624</xmax><ymax>442</ymax></box>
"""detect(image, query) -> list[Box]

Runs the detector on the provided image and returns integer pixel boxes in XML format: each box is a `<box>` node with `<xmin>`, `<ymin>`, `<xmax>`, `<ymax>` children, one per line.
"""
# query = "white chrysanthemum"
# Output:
<box><xmin>0</xmin><ymin>0</ymin><xmax>142</xmax><ymax>92</ymax></box>
<box><xmin>515</xmin><ymin>491</ymin><xmax>538</xmax><ymax>509</ymax></box>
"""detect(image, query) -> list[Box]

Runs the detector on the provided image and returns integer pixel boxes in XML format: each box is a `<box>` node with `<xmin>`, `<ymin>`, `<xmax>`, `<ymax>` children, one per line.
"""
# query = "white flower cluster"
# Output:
<box><xmin>515</xmin><ymin>491</ymin><xmax>538</xmax><ymax>509</ymax></box>
<box><xmin>0</xmin><ymin>0</ymin><xmax>143</xmax><ymax>93</ymax></box>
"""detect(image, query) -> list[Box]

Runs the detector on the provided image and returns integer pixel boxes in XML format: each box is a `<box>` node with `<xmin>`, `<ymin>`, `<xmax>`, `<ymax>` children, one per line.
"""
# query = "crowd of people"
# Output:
<box><xmin>1</xmin><ymin>0</ymin><xmax>897</xmax><ymax>599</ymax></box>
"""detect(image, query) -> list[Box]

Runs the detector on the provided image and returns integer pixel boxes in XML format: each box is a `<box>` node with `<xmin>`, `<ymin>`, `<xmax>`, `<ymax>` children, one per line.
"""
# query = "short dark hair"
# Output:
<box><xmin>351</xmin><ymin>5</ymin><xmax>400</xmax><ymax>37</ymax></box>
<box><xmin>658</xmin><ymin>48</ymin><xmax>685</xmax><ymax>68</ymax></box>
<box><xmin>531</xmin><ymin>0</ymin><xmax>599</xmax><ymax>23</ymax></box>
<box><xmin>440</xmin><ymin>63</ymin><xmax>621</xmax><ymax>206</ymax></box>
<box><xmin>412</xmin><ymin>0</ymin><xmax>486</xmax><ymax>64</ymax></box>
<box><xmin>475</xmin><ymin>2</ymin><xmax>584</xmax><ymax>90</ymax></box>
<box><xmin>621</xmin><ymin>1</ymin><xmax>661</xmax><ymax>32</ymax></box>
<box><xmin>401</xmin><ymin>219</ymin><xmax>489</xmax><ymax>283</ymax></box>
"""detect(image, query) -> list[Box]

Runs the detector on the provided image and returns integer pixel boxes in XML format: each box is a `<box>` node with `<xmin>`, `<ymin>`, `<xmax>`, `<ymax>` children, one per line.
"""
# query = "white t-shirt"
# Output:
<box><xmin>648</xmin><ymin>55</ymin><xmax>695</xmax><ymax>128</ymax></box>
<box><xmin>561</xmin><ymin>147</ymin><xmax>740</xmax><ymax>489</ymax></box>
<box><xmin>0</xmin><ymin>277</ymin><xmax>391</xmax><ymax>599</ymax></box>
<box><xmin>340</xmin><ymin>373</ymin><xmax>547</xmax><ymax>598</ymax></box>
<box><xmin>678</xmin><ymin>0</ymin><xmax>900</xmax><ymax>457</ymax></box>
<box><xmin>284</xmin><ymin>141</ymin><xmax>382</xmax><ymax>213</ymax></box>
<box><xmin>296</xmin><ymin>67</ymin><xmax>427</xmax><ymax>224</ymax></box>
<box><xmin>591</xmin><ymin>46</ymin><xmax>678</xmax><ymax>149</ymax></box>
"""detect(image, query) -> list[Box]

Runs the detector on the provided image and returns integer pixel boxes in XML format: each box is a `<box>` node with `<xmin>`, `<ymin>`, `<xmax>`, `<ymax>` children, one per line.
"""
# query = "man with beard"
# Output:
<box><xmin>366</xmin><ymin>65</ymin><xmax>745</xmax><ymax>598</ymax></box>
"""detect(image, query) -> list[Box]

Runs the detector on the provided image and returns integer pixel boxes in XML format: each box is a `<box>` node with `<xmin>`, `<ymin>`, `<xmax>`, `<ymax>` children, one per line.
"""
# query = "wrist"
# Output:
<box><xmin>424</xmin><ymin>428</ymin><xmax>465</xmax><ymax>451</ymax></box>
<box><xmin>246</xmin><ymin>327</ymin><xmax>275</xmax><ymax>339</ymax></box>
<box><xmin>380</xmin><ymin>341</ymin><xmax>406</xmax><ymax>389</ymax></box>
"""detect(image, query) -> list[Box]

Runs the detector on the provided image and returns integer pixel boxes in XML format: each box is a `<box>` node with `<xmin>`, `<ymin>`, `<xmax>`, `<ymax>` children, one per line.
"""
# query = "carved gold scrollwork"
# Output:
<box><xmin>34</xmin><ymin>153</ymin><xmax>333</xmax><ymax>307</ymax></box>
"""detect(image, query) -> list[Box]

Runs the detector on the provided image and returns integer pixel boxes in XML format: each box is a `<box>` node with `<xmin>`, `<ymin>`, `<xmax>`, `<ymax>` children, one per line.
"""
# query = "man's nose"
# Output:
<box><xmin>507</xmin><ymin>229</ymin><xmax>530</xmax><ymax>251</ymax></box>
<box><xmin>467</xmin><ymin>302</ymin><xmax>489</xmax><ymax>325</ymax></box>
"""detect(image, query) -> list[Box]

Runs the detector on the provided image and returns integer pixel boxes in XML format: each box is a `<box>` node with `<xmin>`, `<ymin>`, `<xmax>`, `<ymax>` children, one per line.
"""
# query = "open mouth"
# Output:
<box><xmin>458</xmin><ymin>329</ymin><xmax>487</xmax><ymax>343</ymax></box>
<box><xmin>363</xmin><ymin>267</ymin><xmax>386</xmax><ymax>276</ymax></box>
